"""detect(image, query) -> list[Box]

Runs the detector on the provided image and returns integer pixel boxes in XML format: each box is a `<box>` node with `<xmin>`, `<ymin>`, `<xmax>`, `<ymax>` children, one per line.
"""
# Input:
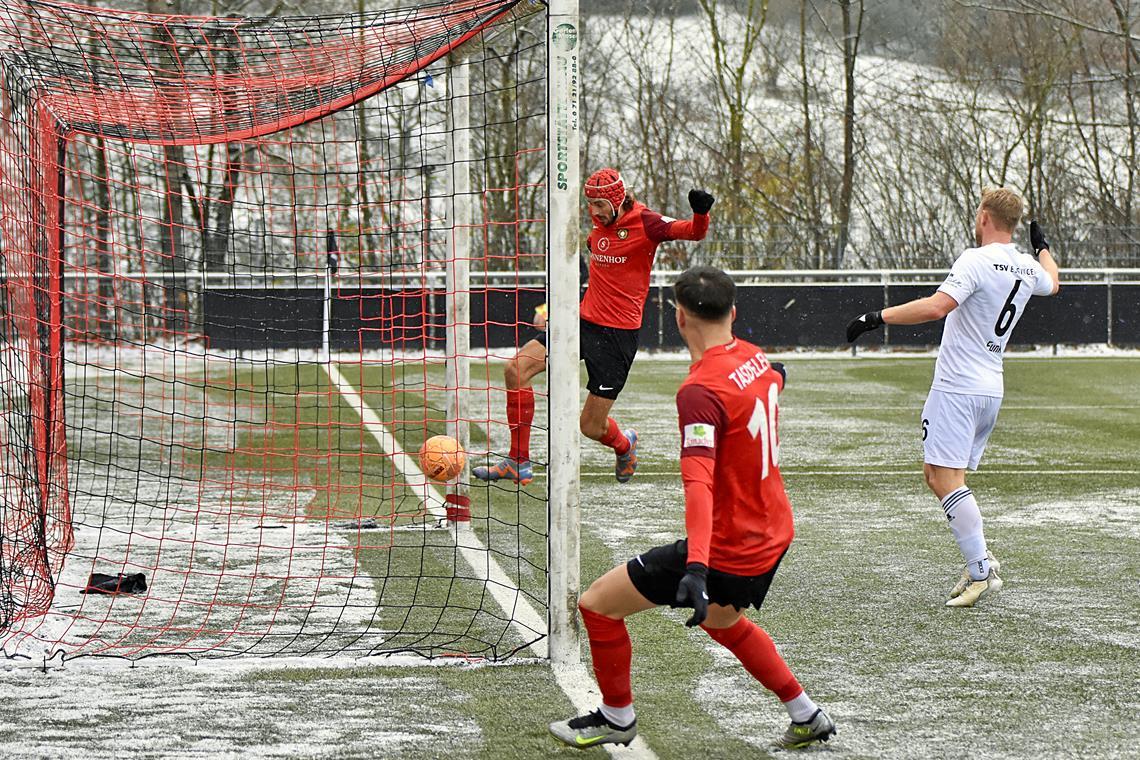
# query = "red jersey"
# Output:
<box><xmin>676</xmin><ymin>338</ymin><xmax>793</xmax><ymax>575</ymax></box>
<box><xmin>580</xmin><ymin>201</ymin><xmax>709</xmax><ymax>330</ymax></box>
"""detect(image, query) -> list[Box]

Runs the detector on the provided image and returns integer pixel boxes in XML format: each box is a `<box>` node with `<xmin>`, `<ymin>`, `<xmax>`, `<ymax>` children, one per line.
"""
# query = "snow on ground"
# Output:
<box><xmin>990</xmin><ymin>489</ymin><xmax>1140</xmax><ymax>542</ymax></box>
<box><xmin>4</xmin><ymin>359</ymin><xmax>380</xmax><ymax>660</ymax></box>
<box><xmin>0</xmin><ymin>661</ymin><xmax>480</xmax><ymax>760</ymax></box>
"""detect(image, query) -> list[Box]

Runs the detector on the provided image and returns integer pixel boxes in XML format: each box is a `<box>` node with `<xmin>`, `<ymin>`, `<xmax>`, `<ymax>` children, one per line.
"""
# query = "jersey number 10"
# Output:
<box><xmin>746</xmin><ymin>384</ymin><xmax>781</xmax><ymax>480</ymax></box>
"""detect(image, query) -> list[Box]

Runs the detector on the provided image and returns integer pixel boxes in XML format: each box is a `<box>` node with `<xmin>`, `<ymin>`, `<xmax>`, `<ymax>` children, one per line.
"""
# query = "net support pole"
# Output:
<box><xmin>322</xmin><ymin>263</ymin><xmax>332</xmax><ymax>365</ymax></box>
<box><xmin>546</xmin><ymin>0</ymin><xmax>581</xmax><ymax>667</ymax></box>
<box><xmin>446</xmin><ymin>55</ymin><xmax>472</xmax><ymax>489</ymax></box>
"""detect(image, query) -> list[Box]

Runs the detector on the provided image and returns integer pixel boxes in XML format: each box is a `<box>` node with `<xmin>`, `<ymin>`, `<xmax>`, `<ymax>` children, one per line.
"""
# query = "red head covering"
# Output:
<box><xmin>583</xmin><ymin>168</ymin><xmax>626</xmax><ymax>217</ymax></box>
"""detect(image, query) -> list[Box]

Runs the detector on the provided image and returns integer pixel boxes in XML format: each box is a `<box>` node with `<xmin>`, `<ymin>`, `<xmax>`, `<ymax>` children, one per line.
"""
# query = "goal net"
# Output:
<box><xmin>0</xmin><ymin>0</ymin><xmax>557</xmax><ymax>661</ymax></box>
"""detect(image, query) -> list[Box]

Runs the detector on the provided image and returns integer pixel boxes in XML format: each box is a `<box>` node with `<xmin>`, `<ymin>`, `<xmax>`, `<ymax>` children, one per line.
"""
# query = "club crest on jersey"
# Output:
<box><xmin>683</xmin><ymin>423</ymin><xmax>715</xmax><ymax>448</ymax></box>
<box><xmin>597</xmin><ymin>237</ymin><xmax>610</xmax><ymax>252</ymax></box>
<box><xmin>617</xmin><ymin>228</ymin><xmax>629</xmax><ymax>240</ymax></box>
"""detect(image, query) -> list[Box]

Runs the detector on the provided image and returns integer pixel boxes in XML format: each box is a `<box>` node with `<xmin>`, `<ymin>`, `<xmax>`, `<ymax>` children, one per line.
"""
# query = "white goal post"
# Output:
<box><xmin>546</xmin><ymin>0</ymin><xmax>582</xmax><ymax>667</ymax></box>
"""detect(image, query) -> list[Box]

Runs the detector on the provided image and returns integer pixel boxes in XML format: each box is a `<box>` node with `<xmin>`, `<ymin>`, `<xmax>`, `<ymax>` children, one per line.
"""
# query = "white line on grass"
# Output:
<box><xmin>583</xmin><ymin>468</ymin><xmax>1138</xmax><ymax>477</ymax></box>
<box><xmin>325</xmin><ymin>364</ymin><xmax>657</xmax><ymax>760</ymax></box>
<box><xmin>325</xmin><ymin>363</ymin><xmax>547</xmax><ymax>656</ymax></box>
<box><xmin>798</xmin><ymin>404</ymin><xmax>1140</xmax><ymax>411</ymax></box>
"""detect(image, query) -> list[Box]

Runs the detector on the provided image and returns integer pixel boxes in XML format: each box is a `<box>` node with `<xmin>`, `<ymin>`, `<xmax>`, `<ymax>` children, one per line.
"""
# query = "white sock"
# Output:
<box><xmin>942</xmin><ymin>486</ymin><xmax>990</xmax><ymax>580</ymax></box>
<box><xmin>600</xmin><ymin>702</ymin><xmax>635</xmax><ymax>728</ymax></box>
<box><xmin>783</xmin><ymin>690</ymin><xmax>819</xmax><ymax>723</ymax></box>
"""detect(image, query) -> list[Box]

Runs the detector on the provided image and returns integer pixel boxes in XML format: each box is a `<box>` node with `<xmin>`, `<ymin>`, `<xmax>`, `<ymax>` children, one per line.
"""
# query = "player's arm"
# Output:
<box><xmin>677</xmin><ymin>457</ymin><xmax>713</xmax><ymax>628</ymax></box>
<box><xmin>674</xmin><ymin>383</ymin><xmax>725</xmax><ymax>627</ymax></box>
<box><xmin>845</xmin><ymin>293</ymin><xmax>957</xmax><ymax>342</ymax></box>
<box><xmin>847</xmin><ymin>249</ymin><xmax>983</xmax><ymax>342</ymax></box>
<box><xmin>646</xmin><ymin>190</ymin><xmax>714</xmax><ymax>243</ymax></box>
<box><xmin>1030</xmin><ymin>220</ymin><xmax>1061</xmax><ymax>295</ymax></box>
<box><xmin>681</xmin><ymin>457</ymin><xmax>715</xmax><ymax>569</ymax></box>
<box><xmin>884</xmin><ymin>292</ymin><xmax>958</xmax><ymax>324</ymax></box>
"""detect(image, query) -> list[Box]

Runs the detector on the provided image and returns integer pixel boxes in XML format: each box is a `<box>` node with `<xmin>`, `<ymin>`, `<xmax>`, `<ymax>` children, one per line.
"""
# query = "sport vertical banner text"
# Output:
<box><xmin>546</xmin><ymin>1</ymin><xmax>581</xmax><ymax>667</ymax></box>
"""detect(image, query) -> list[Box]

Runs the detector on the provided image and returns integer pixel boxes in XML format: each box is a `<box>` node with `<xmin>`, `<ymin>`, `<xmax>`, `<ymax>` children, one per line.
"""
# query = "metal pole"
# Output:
<box><xmin>446</xmin><ymin>56</ymin><xmax>472</xmax><ymax>489</ymax></box>
<box><xmin>546</xmin><ymin>0</ymin><xmax>581</xmax><ymax>667</ymax></box>
<box><xmin>322</xmin><ymin>263</ymin><xmax>332</xmax><ymax>364</ymax></box>
<box><xmin>1106</xmin><ymin>269</ymin><xmax>1114</xmax><ymax>347</ymax></box>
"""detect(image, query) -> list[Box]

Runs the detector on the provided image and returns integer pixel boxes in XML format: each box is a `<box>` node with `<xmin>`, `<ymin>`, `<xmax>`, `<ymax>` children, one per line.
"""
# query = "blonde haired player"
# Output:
<box><xmin>847</xmin><ymin>186</ymin><xmax>1060</xmax><ymax>606</ymax></box>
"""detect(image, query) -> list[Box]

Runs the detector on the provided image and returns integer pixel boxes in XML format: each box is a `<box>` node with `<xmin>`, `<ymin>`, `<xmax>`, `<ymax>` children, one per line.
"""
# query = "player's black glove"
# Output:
<box><xmin>688</xmin><ymin>189</ymin><xmax>715</xmax><ymax>215</ymax></box>
<box><xmin>770</xmin><ymin>361</ymin><xmax>786</xmax><ymax>386</ymax></box>
<box><xmin>846</xmin><ymin>311</ymin><xmax>884</xmax><ymax>343</ymax></box>
<box><xmin>1030</xmin><ymin>220</ymin><xmax>1051</xmax><ymax>258</ymax></box>
<box><xmin>675</xmin><ymin>562</ymin><xmax>709</xmax><ymax>627</ymax></box>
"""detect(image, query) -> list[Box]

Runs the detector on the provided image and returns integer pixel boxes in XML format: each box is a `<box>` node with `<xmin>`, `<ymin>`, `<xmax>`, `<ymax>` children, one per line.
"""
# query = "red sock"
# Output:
<box><xmin>702</xmin><ymin>617</ymin><xmax>802</xmax><ymax>701</ymax></box>
<box><xmin>507</xmin><ymin>387</ymin><xmax>535</xmax><ymax>462</ymax></box>
<box><xmin>598</xmin><ymin>417</ymin><xmax>630</xmax><ymax>455</ymax></box>
<box><xmin>580</xmin><ymin>604</ymin><xmax>633</xmax><ymax>708</ymax></box>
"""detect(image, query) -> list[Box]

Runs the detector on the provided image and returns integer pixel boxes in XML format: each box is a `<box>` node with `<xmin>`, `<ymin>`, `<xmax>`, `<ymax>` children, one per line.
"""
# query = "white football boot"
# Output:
<box><xmin>946</xmin><ymin>568</ymin><xmax>1003</xmax><ymax>607</ymax></box>
<box><xmin>949</xmin><ymin>550</ymin><xmax>1001</xmax><ymax>599</ymax></box>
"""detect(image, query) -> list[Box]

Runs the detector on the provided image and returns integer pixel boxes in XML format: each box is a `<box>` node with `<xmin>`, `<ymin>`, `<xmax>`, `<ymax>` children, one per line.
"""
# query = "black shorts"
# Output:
<box><xmin>536</xmin><ymin>318</ymin><xmax>639</xmax><ymax>400</ymax></box>
<box><xmin>626</xmin><ymin>539</ymin><xmax>786</xmax><ymax>612</ymax></box>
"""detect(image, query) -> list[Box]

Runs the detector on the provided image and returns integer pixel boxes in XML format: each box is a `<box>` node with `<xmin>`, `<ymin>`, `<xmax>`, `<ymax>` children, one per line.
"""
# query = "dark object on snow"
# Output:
<box><xmin>80</xmin><ymin>572</ymin><xmax>148</xmax><ymax>595</ymax></box>
<box><xmin>335</xmin><ymin>517</ymin><xmax>379</xmax><ymax>530</ymax></box>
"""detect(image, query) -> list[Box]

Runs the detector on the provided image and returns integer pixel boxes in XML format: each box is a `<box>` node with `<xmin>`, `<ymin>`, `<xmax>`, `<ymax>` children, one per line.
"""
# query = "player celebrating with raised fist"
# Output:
<box><xmin>474</xmin><ymin>168</ymin><xmax>713</xmax><ymax>486</ymax></box>
<box><xmin>549</xmin><ymin>266</ymin><xmax>835</xmax><ymax>751</ymax></box>
<box><xmin>846</xmin><ymin>186</ymin><xmax>1060</xmax><ymax>607</ymax></box>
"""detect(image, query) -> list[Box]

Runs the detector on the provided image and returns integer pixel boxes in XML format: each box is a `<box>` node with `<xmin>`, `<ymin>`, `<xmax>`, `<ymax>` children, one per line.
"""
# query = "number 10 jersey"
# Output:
<box><xmin>676</xmin><ymin>339</ymin><xmax>793</xmax><ymax>576</ymax></box>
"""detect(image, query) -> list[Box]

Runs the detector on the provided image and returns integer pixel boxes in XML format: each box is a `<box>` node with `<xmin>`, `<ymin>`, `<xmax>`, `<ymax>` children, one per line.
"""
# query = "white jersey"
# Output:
<box><xmin>933</xmin><ymin>242</ymin><xmax>1054</xmax><ymax>398</ymax></box>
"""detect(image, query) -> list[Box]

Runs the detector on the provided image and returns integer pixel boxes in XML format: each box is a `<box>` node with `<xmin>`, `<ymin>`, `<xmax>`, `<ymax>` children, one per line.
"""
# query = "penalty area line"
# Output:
<box><xmin>583</xmin><ymin>468</ymin><xmax>1138</xmax><ymax>477</ymax></box>
<box><xmin>325</xmin><ymin>364</ymin><xmax>659</xmax><ymax>759</ymax></box>
<box><xmin>325</xmin><ymin>363</ymin><xmax>546</xmax><ymax>656</ymax></box>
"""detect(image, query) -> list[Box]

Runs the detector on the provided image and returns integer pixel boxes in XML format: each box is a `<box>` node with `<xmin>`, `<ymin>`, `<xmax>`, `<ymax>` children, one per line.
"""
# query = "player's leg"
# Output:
<box><xmin>473</xmin><ymin>338</ymin><xmax>546</xmax><ymax>485</ymax></box>
<box><xmin>922</xmin><ymin>391</ymin><xmax>1002</xmax><ymax>606</ymax></box>
<box><xmin>548</xmin><ymin>562</ymin><xmax>656</xmax><ymax>748</ymax></box>
<box><xmin>581</xmin><ymin>392</ymin><xmax>638</xmax><ymax>483</ymax></box>
<box><xmin>700</xmin><ymin>564</ymin><xmax>835</xmax><ymax>748</ymax></box>
<box><xmin>580</xmin><ymin>322</ymin><xmax>639</xmax><ymax>482</ymax></box>
<box><xmin>945</xmin><ymin>395</ymin><xmax>1004</xmax><ymax>604</ymax></box>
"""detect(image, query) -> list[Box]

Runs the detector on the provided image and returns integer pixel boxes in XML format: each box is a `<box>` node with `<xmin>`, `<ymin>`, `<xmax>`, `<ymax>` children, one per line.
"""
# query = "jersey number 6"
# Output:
<box><xmin>994</xmin><ymin>280</ymin><xmax>1022</xmax><ymax>337</ymax></box>
<box><xmin>746</xmin><ymin>384</ymin><xmax>781</xmax><ymax>480</ymax></box>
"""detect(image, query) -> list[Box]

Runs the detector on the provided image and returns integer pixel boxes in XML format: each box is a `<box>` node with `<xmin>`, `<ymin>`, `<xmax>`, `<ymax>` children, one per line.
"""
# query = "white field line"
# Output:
<box><xmin>553</xmin><ymin>662</ymin><xmax>659</xmax><ymax>759</ymax></box>
<box><xmin>800</xmin><ymin>404</ymin><xmax>1140</xmax><ymax>411</ymax></box>
<box><xmin>583</xmin><ymin>468</ymin><xmax>1138</xmax><ymax>477</ymax></box>
<box><xmin>325</xmin><ymin>363</ymin><xmax>548</xmax><ymax>657</ymax></box>
<box><xmin>326</xmin><ymin>363</ymin><xmax>658</xmax><ymax>760</ymax></box>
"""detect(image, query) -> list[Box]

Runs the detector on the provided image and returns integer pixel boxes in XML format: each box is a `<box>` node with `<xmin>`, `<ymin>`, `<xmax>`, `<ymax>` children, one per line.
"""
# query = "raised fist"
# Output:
<box><xmin>1030</xmin><ymin>220</ymin><xmax>1051</xmax><ymax>257</ymax></box>
<box><xmin>688</xmin><ymin>189</ymin><xmax>715</xmax><ymax>215</ymax></box>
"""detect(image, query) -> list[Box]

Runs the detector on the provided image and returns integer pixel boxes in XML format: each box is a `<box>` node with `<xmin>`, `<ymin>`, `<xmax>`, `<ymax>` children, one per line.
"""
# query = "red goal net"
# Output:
<box><xmin>0</xmin><ymin>0</ymin><xmax>550</xmax><ymax>661</ymax></box>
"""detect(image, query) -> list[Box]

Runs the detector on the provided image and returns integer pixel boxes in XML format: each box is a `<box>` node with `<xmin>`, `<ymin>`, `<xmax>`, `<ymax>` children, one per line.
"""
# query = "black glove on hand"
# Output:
<box><xmin>675</xmin><ymin>562</ymin><xmax>709</xmax><ymax>627</ymax></box>
<box><xmin>688</xmin><ymin>189</ymin><xmax>715</xmax><ymax>215</ymax></box>
<box><xmin>771</xmin><ymin>361</ymin><xmax>787</xmax><ymax>385</ymax></box>
<box><xmin>846</xmin><ymin>311</ymin><xmax>884</xmax><ymax>343</ymax></box>
<box><xmin>1030</xmin><ymin>220</ymin><xmax>1051</xmax><ymax>257</ymax></box>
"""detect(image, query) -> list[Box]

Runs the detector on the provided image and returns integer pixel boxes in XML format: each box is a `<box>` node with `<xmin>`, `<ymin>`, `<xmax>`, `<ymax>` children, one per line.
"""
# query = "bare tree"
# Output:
<box><xmin>697</xmin><ymin>0</ymin><xmax>770</xmax><ymax>263</ymax></box>
<box><xmin>834</xmin><ymin>0</ymin><xmax>864</xmax><ymax>267</ymax></box>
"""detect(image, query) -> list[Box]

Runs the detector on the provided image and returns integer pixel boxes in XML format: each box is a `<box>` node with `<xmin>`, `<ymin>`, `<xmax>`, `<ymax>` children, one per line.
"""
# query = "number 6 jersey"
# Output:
<box><xmin>934</xmin><ymin>242</ymin><xmax>1054</xmax><ymax>398</ymax></box>
<box><xmin>676</xmin><ymin>339</ymin><xmax>793</xmax><ymax>576</ymax></box>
